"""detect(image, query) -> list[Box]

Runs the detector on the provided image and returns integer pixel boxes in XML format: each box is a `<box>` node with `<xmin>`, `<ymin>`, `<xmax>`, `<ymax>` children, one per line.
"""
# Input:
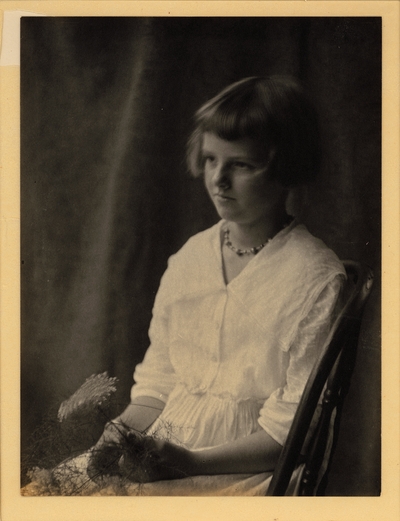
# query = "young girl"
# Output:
<box><xmin>86</xmin><ymin>76</ymin><xmax>346</xmax><ymax>495</ymax></box>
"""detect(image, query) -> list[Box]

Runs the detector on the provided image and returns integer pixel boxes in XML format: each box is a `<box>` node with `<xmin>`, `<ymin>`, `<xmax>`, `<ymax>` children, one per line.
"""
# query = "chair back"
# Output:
<box><xmin>266</xmin><ymin>261</ymin><xmax>374</xmax><ymax>496</ymax></box>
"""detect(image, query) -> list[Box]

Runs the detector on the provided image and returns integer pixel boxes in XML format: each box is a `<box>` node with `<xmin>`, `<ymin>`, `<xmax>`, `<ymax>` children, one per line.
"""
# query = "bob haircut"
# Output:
<box><xmin>187</xmin><ymin>76</ymin><xmax>321</xmax><ymax>187</ymax></box>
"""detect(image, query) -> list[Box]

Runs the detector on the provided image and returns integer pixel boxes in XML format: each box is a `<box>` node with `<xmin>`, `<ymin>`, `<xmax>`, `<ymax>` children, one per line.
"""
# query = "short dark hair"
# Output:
<box><xmin>187</xmin><ymin>76</ymin><xmax>321</xmax><ymax>187</ymax></box>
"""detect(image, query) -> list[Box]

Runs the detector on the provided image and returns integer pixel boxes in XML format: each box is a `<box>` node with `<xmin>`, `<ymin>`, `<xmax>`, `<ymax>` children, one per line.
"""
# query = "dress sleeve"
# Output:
<box><xmin>257</xmin><ymin>273</ymin><xmax>345</xmax><ymax>446</ymax></box>
<box><xmin>130</xmin><ymin>266</ymin><xmax>177</xmax><ymax>404</ymax></box>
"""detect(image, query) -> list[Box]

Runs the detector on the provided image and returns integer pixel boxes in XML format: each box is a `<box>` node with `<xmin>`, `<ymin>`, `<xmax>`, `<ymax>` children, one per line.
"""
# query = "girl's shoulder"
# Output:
<box><xmin>168</xmin><ymin>221</ymin><xmax>222</xmax><ymax>266</ymax></box>
<box><xmin>285</xmin><ymin>223</ymin><xmax>346</xmax><ymax>275</ymax></box>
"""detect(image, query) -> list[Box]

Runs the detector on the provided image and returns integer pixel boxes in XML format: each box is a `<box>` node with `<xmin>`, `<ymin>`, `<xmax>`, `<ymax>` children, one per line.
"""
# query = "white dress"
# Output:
<box><xmin>125</xmin><ymin>220</ymin><xmax>346</xmax><ymax>495</ymax></box>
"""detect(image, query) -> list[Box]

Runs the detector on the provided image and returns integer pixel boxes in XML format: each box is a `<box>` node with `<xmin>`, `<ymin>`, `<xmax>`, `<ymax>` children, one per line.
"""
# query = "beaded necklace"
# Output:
<box><xmin>223</xmin><ymin>228</ymin><xmax>270</xmax><ymax>256</ymax></box>
<box><xmin>224</xmin><ymin>217</ymin><xmax>293</xmax><ymax>256</ymax></box>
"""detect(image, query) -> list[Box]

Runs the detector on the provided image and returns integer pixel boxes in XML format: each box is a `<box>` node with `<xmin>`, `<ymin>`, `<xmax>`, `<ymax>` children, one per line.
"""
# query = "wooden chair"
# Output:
<box><xmin>266</xmin><ymin>260</ymin><xmax>374</xmax><ymax>496</ymax></box>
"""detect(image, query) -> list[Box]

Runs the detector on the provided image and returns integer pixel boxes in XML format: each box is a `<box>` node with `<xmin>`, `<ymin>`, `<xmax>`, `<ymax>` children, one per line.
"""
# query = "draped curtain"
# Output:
<box><xmin>21</xmin><ymin>17</ymin><xmax>381</xmax><ymax>495</ymax></box>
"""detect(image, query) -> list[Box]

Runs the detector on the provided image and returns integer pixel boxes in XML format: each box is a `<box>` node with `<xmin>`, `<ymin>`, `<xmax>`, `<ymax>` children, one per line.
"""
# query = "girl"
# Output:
<box><xmin>87</xmin><ymin>76</ymin><xmax>346</xmax><ymax>495</ymax></box>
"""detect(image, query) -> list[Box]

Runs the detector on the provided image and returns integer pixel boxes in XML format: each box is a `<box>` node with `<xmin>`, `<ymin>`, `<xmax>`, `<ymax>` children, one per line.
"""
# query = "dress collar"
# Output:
<box><xmin>211</xmin><ymin>218</ymin><xmax>299</xmax><ymax>287</ymax></box>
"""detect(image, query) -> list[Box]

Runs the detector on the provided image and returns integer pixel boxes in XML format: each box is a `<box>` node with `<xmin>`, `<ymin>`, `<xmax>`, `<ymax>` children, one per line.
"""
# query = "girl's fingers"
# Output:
<box><xmin>87</xmin><ymin>444</ymin><xmax>122</xmax><ymax>481</ymax></box>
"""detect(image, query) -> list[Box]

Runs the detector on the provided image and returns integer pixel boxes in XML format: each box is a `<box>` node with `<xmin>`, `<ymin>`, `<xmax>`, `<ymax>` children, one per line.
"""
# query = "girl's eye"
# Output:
<box><xmin>204</xmin><ymin>155</ymin><xmax>217</xmax><ymax>166</ymax></box>
<box><xmin>232</xmin><ymin>161</ymin><xmax>254</xmax><ymax>171</ymax></box>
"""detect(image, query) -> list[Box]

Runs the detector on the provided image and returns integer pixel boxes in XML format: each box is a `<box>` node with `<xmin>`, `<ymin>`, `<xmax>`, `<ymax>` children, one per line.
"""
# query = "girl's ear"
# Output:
<box><xmin>286</xmin><ymin>185</ymin><xmax>308</xmax><ymax>217</ymax></box>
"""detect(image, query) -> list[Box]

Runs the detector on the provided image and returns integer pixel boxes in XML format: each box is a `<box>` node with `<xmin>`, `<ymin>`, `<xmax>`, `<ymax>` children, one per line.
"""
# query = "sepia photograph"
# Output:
<box><xmin>18</xmin><ymin>15</ymin><xmax>382</xmax><ymax>500</ymax></box>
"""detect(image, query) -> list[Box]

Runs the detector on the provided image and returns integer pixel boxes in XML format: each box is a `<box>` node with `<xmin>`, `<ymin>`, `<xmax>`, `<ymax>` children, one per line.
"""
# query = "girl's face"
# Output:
<box><xmin>202</xmin><ymin>132</ymin><xmax>288</xmax><ymax>227</ymax></box>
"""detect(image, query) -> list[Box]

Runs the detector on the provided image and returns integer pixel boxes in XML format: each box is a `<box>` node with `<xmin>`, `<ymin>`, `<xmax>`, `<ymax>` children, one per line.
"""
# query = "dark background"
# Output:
<box><xmin>21</xmin><ymin>17</ymin><xmax>381</xmax><ymax>495</ymax></box>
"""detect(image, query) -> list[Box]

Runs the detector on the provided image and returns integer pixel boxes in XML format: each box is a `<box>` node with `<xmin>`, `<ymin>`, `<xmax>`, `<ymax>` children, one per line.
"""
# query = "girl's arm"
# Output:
<box><xmin>125</xmin><ymin>430</ymin><xmax>282</xmax><ymax>482</ymax></box>
<box><xmin>116</xmin><ymin>396</ymin><xmax>165</xmax><ymax>434</ymax></box>
<box><xmin>92</xmin><ymin>396</ymin><xmax>165</xmax><ymax>448</ymax></box>
<box><xmin>188</xmin><ymin>430</ymin><xmax>282</xmax><ymax>475</ymax></box>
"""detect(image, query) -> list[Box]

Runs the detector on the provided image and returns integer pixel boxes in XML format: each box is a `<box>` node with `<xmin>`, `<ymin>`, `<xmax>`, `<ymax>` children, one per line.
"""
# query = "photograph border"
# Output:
<box><xmin>1</xmin><ymin>2</ymin><xmax>399</xmax><ymax>520</ymax></box>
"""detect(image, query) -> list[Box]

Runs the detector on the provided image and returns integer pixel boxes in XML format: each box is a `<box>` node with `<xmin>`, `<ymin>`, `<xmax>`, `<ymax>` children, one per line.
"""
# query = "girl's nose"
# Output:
<box><xmin>213</xmin><ymin>164</ymin><xmax>230</xmax><ymax>188</ymax></box>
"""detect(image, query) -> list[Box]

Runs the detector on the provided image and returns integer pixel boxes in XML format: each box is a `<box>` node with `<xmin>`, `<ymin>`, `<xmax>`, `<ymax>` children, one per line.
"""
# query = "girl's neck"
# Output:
<box><xmin>227</xmin><ymin>213</ymin><xmax>292</xmax><ymax>249</ymax></box>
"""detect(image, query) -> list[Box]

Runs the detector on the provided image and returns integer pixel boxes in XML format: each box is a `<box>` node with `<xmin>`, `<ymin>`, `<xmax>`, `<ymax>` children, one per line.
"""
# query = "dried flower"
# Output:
<box><xmin>58</xmin><ymin>372</ymin><xmax>118</xmax><ymax>422</ymax></box>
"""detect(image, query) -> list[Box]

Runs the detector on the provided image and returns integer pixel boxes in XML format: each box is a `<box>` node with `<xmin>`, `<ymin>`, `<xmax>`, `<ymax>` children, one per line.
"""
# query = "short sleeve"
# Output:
<box><xmin>130</xmin><ymin>264</ymin><xmax>177</xmax><ymax>403</ymax></box>
<box><xmin>258</xmin><ymin>273</ymin><xmax>345</xmax><ymax>446</ymax></box>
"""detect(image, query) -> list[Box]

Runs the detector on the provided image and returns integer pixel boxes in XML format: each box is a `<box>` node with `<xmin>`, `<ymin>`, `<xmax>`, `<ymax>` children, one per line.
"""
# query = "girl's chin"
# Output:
<box><xmin>213</xmin><ymin>204</ymin><xmax>251</xmax><ymax>224</ymax></box>
<box><xmin>215</xmin><ymin>208</ymin><xmax>239</xmax><ymax>222</ymax></box>
<box><xmin>212</xmin><ymin>201</ymin><xmax>238</xmax><ymax>219</ymax></box>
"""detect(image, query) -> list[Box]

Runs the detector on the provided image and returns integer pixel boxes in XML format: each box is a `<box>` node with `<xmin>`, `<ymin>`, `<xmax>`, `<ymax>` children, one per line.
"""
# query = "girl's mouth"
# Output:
<box><xmin>215</xmin><ymin>193</ymin><xmax>235</xmax><ymax>201</ymax></box>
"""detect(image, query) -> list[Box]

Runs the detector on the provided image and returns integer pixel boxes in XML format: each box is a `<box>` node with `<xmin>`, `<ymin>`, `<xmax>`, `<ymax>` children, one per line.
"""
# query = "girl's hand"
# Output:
<box><xmin>118</xmin><ymin>437</ymin><xmax>194</xmax><ymax>483</ymax></box>
<box><xmin>87</xmin><ymin>421</ymin><xmax>141</xmax><ymax>482</ymax></box>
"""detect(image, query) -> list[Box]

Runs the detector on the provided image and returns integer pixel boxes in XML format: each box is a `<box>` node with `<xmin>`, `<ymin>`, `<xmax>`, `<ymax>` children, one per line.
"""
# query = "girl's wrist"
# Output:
<box><xmin>185</xmin><ymin>449</ymin><xmax>206</xmax><ymax>477</ymax></box>
<box><xmin>116</xmin><ymin>398</ymin><xmax>165</xmax><ymax>433</ymax></box>
<box><xmin>115</xmin><ymin>404</ymin><xmax>138</xmax><ymax>429</ymax></box>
